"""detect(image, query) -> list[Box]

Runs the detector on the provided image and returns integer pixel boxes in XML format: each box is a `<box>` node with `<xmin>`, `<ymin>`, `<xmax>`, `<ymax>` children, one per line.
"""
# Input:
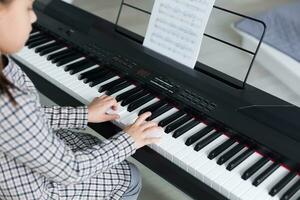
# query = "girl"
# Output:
<box><xmin>0</xmin><ymin>0</ymin><xmax>162</xmax><ymax>199</ymax></box>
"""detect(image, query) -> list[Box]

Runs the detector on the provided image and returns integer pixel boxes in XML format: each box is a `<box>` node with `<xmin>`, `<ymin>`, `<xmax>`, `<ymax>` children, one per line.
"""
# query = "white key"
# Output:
<box><xmin>247</xmin><ymin>166</ymin><xmax>289</xmax><ymax>200</ymax></box>
<box><xmin>32</xmin><ymin>40</ymin><xmax>56</xmax><ymax>49</ymax></box>
<box><xmin>219</xmin><ymin>152</ymin><xmax>261</xmax><ymax>198</ymax></box>
<box><xmin>174</xmin><ymin>123</ymin><xmax>206</xmax><ymax>162</ymax></box>
<box><xmin>119</xmin><ymin>98</ymin><xmax>159</xmax><ymax>126</ymax></box>
<box><xmin>274</xmin><ymin>175</ymin><xmax>300</xmax><ymax>200</ymax></box>
<box><xmin>188</xmin><ymin>134</ymin><xmax>227</xmax><ymax>178</ymax></box>
<box><xmin>230</xmin><ymin>159</ymin><xmax>273</xmax><ymax>200</ymax></box>
<box><xmin>157</xmin><ymin>129</ymin><xmax>179</xmax><ymax>160</ymax></box>
<box><xmin>172</xmin><ymin>123</ymin><xmax>207</xmax><ymax>168</ymax></box>
<box><xmin>194</xmin><ymin>135</ymin><xmax>230</xmax><ymax>181</ymax></box>
<box><xmin>152</xmin><ymin>108</ymin><xmax>178</xmax><ymax>123</ymax></box>
<box><xmin>39</xmin><ymin>46</ymin><xmax>68</xmax><ymax>57</ymax></box>
<box><xmin>110</xmin><ymin>85</ymin><xmax>136</xmax><ymax>98</ymax></box>
<box><xmin>15</xmin><ymin>48</ymin><xmax>98</xmax><ymax>104</ymax></box>
<box><xmin>203</xmin><ymin>142</ymin><xmax>241</xmax><ymax>187</ymax></box>
<box><xmin>211</xmin><ymin>146</ymin><xmax>248</xmax><ymax>191</ymax></box>
<box><xmin>183</xmin><ymin>130</ymin><xmax>216</xmax><ymax>173</ymax></box>
<box><xmin>16</xmin><ymin>46</ymin><xmax>296</xmax><ymax>200</ymax></box>
<box><xmin>29</xmin><ymin>31</ymin><xmax>40</xmax><ymax>36</ymax></box>
<box><xmin>31</xmin><ymin>40</ymin><xmax>56</xmax><ymax>49</ymax></box>
<box><xmin>79</xmin><ymin>75</ymin><xmax>119</xmax><ymax>97</ymax></box>
<box><xmin>290</xmin><ymin>188</ymin><xmax>300</xmax><ymax>200</ymax></box>
<box><xmin>160</xmin><ymin>119</ymin><xmax>195</xmax><ymax>160</ymax></box>
<box><xmin>149</xmin><ymin>108</ymin><xmax>177</xmax><ymax>152</ymax></box>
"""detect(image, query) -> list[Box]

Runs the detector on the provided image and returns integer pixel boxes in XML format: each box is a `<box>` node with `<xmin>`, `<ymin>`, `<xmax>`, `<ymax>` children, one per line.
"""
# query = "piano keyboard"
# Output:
<box><xmin>12</xmin><ymin>29</ymin><xmax>300</xmax><ymax>200</ymax></box>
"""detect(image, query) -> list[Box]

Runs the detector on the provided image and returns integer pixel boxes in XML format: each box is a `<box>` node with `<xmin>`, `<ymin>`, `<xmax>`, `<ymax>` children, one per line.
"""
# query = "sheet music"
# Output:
<box><xmin>143</xmin><ymin>0</ymin><xmax>215</xmax><ymax>68</ymax></box>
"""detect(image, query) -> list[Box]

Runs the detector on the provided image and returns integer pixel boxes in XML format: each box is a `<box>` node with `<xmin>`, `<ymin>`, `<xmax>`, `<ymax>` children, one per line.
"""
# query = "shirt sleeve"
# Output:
<box><xmin>41</xmin><ymin>106</ymin><xmax>88</xmax><ymax>130</ymax></box>
<box><xmin>0</xmin><ymin>94</ymin><xmax>136</xmax><ymax>186</ymax></box>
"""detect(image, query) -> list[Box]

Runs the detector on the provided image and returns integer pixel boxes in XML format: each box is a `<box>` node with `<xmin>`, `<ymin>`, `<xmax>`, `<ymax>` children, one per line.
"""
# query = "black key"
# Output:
<box><xmin>147</xmin><ymin>105</ymin><xmax>173</xmax><ymax>121</ymax></box>
<box><xmin>47</xmin><ymin>49</ymin><xmax>71</xmax><ymax>60</ymax></box>
<box><xmin>242</xmin><ymin>157</ymin><xmax>269</xmax><ymax>180</ymax></box>
<box><xmin>65</xmin><ymin>59</ymin><xmax>89</xmax><ymax>71</ymax></box>
<box><xmin>35</xmin><ymin>41</ymin><xmax>60</xmax><ymax>53</ymax></box>
<box><xmin>226</xmin><ymin>149</ymin><xmax>254</xmax><ymax>171</ymax></box>
<box><xmin>165</xmin><ymin>115</ymin><xmax>192</xmax><ymax>133</ymax></box>
<box><xmin>78</xmin><ymin>67</ymin><xmax>104</xmax><ymax>80</ymax></box>
<box><xmin>116</xmin><ymin>87</ymin><xmax>142</xmax><ymax>102</ymax></box>
<box><xmin>28</xmin><ymin>32</ymin><xmax>44</xmax><ymax>40</ymax></box>
<box><xmin>127</xmin><ymin>95</ymin><xmax>156</xmax><ymax>112</ymax></box>
<box><xmin>27</xmin><ymin>37</ymin><xmax>49</xmax><ymax>47</ymax></box>
<box><xmin>269</xmin><ymin>172</ymin><xmax>297</xmax><ymax>196</ymax></box>
<box><xmin>194</xmin><ymin>131</ymin><xmax>222</xmax><ymax>151</ymax></box>
<box><xmin>68</xmin><ymin>61</ymin><xmax>96</xmax><ymax>74</ymax></box>
<box><xmin>121</xmin><ymin>90</ymin><xmax>149</xmax><ymax>106</ymax></box>
<box><xmin>30</xmin><ymin>29</ymin><xmax>40</xmax><ymax>35</ymax></box>
<box><xmin>185</xmin><ymin>126</ymin><xmax>214</xmax><ymax>146</ymax></box>
<box><xmin>28</xmin><ymin>38</ymin><xmax>53</xmax><ymax>49</ymax></box>
<box><xmin>281</xmin><ymin>179</ymin><xmax>300</xmax><ymax>200</ymax></box>
<box><xmin>51</xmin><ymin>51</ymin><xmax>77</xmax><ymax>63</ymax></box>
<box><xmin>39</xmin><ymin>44</ymin><xmax>65</xmax><ymax>56</ymax></box>
<box><xmin>25</xmin><ymin>34</ymin><xmax>47</xmax><ymax>46</ymax></box>
<box><xmin>173</xmin><ymin>120</ymin><xmax>200</xmax><ymax>138</ymax></box>
<box><xmin>83</xmin><ymin>69</ymin><xmax>110</xmax><ymax>84</ymax></box>
<box><xmin>98</xmin><ymin>78</ymin><xmax>126</xmax><ymax>93</ymax></box>
<box><xmin>64</xmin><ymin>58</ymin><xmax>89</xmax><ymax>72</ymax></box>
<box><xmin>138</xmin><ymin>101</ymin><xmax>167</xmax><ymax>116</ymax></box>
<box><xmin>27</xmin><ymin>34</ymin><xmax>49</xmax><ymax>43</ymax></box>
<box><xmin>29</xmin><ymin>30</ymin><xmax>41</xmax><ymax>35</ymax></box>
<box><xmin>208</xmin><ymin>138</ymin><xmax>235</xmax><ymax>160</ymax></box>
<box><xmin>158</xmin><ymin>111</ymin><xmax>185</xmax><ymax>127</ymax></box>
<box><xmin>106</xmin><ymin>81</ymin><xmax>132</xmax><ymax>95</ymax></box>
<box><xmin>217</xmin><ymin>143</ymin><xmax>244</xmax><ymax>165</ymax></box>
<box><xmin>88</xmin><ymin>71</ymin><xmax>116</xmax><ymax>87</ymax></box>
<box><xmin>252</xmin><ymin>162</ymin><xmax>280</xmax><ymax>186</ymax></box>
<box><xmin>56</xmin><ymin>54</ymin><xmax>82</xmax><ymax>66</ymax></box>
<box><xmin>89</xmin><ymin>72</ymin><xmax>115</xmax><ymax>87</ymax></box>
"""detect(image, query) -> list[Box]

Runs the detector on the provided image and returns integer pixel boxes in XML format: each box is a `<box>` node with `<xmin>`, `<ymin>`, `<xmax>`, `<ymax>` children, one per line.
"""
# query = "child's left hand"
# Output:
<box><xmin>87</xmin><ymin>95</ymin><xmax>120</xmax><ymax>123</ymax></box>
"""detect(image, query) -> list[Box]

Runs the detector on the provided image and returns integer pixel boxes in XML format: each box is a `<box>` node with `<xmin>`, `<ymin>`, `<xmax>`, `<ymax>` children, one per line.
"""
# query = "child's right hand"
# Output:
<box><xmin>124</xmin><ymin>112</ymin><xmax>163</xmax><ymax>149</ymax></box>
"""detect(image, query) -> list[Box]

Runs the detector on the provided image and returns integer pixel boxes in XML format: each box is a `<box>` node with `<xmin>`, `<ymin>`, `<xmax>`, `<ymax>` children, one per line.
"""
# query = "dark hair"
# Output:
<box><xmin>0</xmin><ymin>0</ymin><xmax>11</xmax><ymax>4</ymax></box>
<box><xmin>0</xmin><ymin>0</ymin><xmax>17</xmax><ymax>105</ymax></box>
<box><xmin>0</xmin><ymin>56</ymin><xmax>16</xmax><ymax>105</ymax></box>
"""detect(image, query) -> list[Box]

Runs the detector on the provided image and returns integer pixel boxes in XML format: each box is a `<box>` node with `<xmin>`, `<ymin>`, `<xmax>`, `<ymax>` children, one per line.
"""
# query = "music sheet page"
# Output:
<box><xmin>143</xmin><ymin>0</ymin><xmax>215</xmax><ymax>68</ymax></box>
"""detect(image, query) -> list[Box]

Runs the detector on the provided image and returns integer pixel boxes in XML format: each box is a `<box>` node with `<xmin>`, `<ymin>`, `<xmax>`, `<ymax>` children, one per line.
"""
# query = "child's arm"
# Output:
<box><xmin>41</xmin><ymin>95</ymin><xmax>120</xmax><ymax>130</ymax></box>
<box><xmin>41</xmin><ymin>105</ymin><xmax>88</xmax><ymax>130</ymax></box>
<box><xmin>0</xmin><ymin>95</ymin><xmax>135</xmax><ymax>185</ymax></box>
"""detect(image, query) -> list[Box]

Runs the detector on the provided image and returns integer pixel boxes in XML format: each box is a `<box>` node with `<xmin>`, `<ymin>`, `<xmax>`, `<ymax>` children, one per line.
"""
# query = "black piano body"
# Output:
<box><xmin>13</xmin><ymin>0</ymin><xmax>300</xmax><ymax>199</ymax></box>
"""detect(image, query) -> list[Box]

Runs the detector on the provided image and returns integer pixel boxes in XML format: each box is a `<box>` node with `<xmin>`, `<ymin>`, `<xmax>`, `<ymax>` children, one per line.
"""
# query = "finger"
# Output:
<box><xmin>107</xmin><ymin>99</ymin><xmax>118</xmax><ymax>108</ymax></box>
<box><xmin>103</xmin><ymin>95</ymin><xmax>114</xmax><ymax>101</ymax></box>
<box><xmin>144</xmin><ymin>126</ymin><xmax>164</xmax><ymax>135</ymax></box>
<box><xmin>140</xmin><ymin>121</ymin><xmax>158</xmax><ymax>131</ymax></box>
<box><xmin>112</xmin><ymin>103</ymin><xmax>119</xmax><ymax>111</ymax></box>
<box><xmin>102</xmin><ymin>98</ymin><xmax>117</xmax><ymax>108</ymax></box>
<box><xmin>99</xmin><ymin>95</ymin><xmax>107</xmax><ymax>99</ymax></box>
<box><xmin>91</xmin><ymin>96</ymin><xmax>100</xmax><ymax>102</ymax></box>
<box><xmin>103</xmin><ymin>114</ymin><xmax>120</xmax><ymax>121</ymax></box>
<box><xmin>134</xmin><ymin>112</ymin><xmax>152</xmax><ymax>126</ymax></box>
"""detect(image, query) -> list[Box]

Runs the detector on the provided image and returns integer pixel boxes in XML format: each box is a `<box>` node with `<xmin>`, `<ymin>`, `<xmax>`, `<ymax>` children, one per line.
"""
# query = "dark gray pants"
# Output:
<box><xmin>122</xmin><ymin>163</ymin><xmax>142</xmax><ymax>200</ymax></box>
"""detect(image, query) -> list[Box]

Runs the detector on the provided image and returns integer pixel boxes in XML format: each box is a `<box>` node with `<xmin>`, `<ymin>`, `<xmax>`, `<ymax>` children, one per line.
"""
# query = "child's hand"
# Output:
<box><xmin>87</xmin><ymin>95</ymin><xmax>120</xmax><ymax>123</ymax></box>
<box><xmin>124</xmin><ymin>112</ymin><xmax>163</xmax><ymax>149</ymax></box>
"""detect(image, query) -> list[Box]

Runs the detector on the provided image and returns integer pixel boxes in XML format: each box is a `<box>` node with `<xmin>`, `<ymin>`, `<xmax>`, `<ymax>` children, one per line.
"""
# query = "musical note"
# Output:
<box><xmin>143</xmin><ymin>0</ymin><xmax>215</xmax><ymax>68</ymax></box>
